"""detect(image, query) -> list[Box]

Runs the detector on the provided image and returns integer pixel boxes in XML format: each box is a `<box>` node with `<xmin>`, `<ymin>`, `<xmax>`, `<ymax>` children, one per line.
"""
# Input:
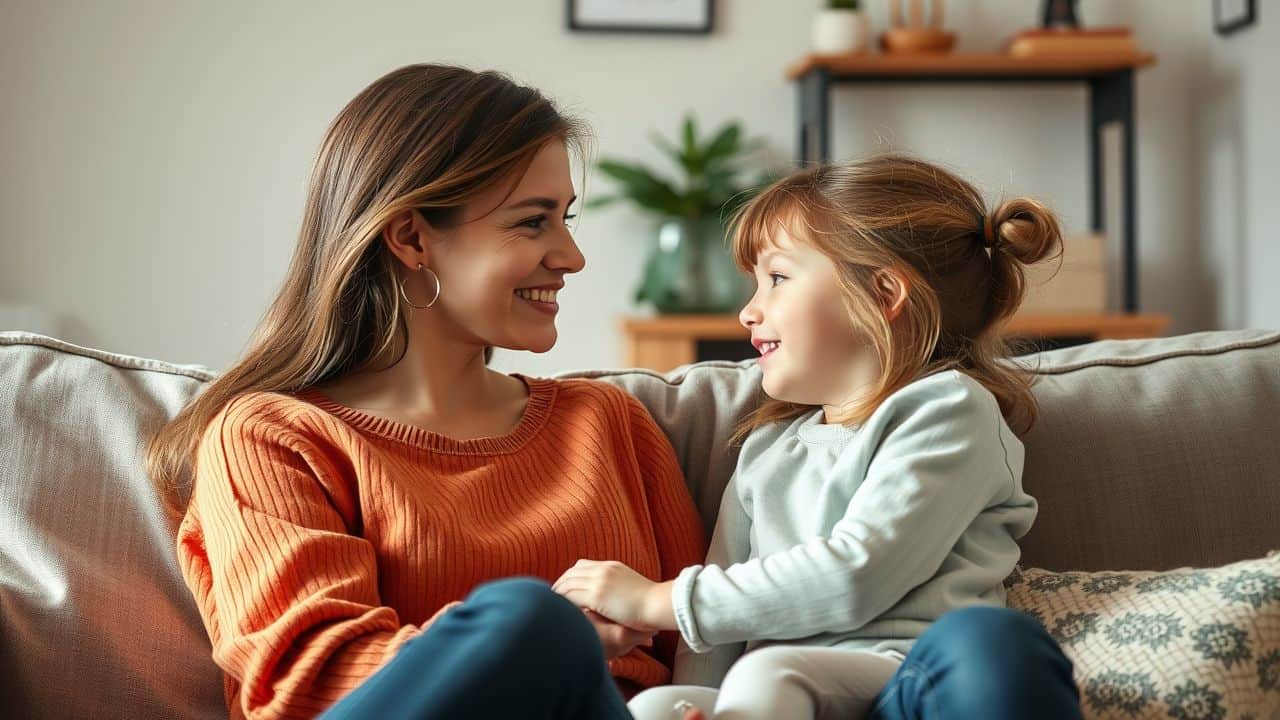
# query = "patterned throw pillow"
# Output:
<box><xmin>1005</xmin><ymin>552</ymin><xmax>1280</xmax><ymax>720</ymax></box>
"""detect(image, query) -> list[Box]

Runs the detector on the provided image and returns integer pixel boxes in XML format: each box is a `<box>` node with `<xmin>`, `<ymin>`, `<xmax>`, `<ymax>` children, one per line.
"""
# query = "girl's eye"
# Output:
<box><xmin>769</xmin><ymin>273</ymin><xmax>787</xmax><ymax>287</ymax></box>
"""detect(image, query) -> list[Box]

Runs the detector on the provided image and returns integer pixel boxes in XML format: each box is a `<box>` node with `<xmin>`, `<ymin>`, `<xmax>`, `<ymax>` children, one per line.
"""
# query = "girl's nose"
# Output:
<box><xmin>739</xmin><ymin>296</ymin><xmax>762</xmax><ymax>329</ymax></box>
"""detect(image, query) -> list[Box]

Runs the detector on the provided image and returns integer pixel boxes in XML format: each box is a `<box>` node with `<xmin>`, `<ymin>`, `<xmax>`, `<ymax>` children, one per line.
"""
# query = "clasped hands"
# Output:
<box><xmin>553</xmin><ymin>559</ymin><xmax>677</xmax><ymax>659</ymax></box>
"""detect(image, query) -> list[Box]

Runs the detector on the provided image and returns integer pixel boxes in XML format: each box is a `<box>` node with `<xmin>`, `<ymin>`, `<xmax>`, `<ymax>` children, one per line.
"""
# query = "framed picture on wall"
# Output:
<box><xmin>567</xmin><ymin>0</ymin><xmax>714</xmax><ymax>34</ymax></box>
<box><xmin>1213</xmin><ymin>0</ymin><xmax>1256</xmax><ymax>35</ymax></box>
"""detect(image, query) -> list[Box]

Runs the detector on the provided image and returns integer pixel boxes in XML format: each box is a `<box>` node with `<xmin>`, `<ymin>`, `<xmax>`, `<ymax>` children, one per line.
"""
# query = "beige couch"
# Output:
<box><xmin>2</xmin><ymin>329</ymin><xmax>1278</xmax><ymax>719</ymax></box>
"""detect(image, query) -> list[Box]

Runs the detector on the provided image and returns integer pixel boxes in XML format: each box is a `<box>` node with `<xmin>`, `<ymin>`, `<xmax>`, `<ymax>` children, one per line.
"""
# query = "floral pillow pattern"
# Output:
<box><xmin>1005</xmin><ymin>552</ymin><xmax>1280</xmax><ymax>720</ymax></box>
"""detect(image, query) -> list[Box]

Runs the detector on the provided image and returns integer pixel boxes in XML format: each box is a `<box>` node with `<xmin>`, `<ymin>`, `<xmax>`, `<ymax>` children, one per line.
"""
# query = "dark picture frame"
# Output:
<box><xmin>566</xmin><ymin>0</ymin><xmax>713</xmax><ymax>34</ymax></box>
<box><xmin>1214</xmin><ymin>0</ymin><xmax>1256</xmax><ymax>35</ymax></box>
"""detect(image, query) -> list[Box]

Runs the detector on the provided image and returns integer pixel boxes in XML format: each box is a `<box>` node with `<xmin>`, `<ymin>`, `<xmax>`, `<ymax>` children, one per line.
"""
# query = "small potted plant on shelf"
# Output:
<box><xmin>589</xmin><ymin>115</ymin><xmax>772</xmax><ymax>314</ymax></box>
<box><xmin>813</xmin><ymin>0</ymin><xmax>867</xmax><ymax>54</ymax></box>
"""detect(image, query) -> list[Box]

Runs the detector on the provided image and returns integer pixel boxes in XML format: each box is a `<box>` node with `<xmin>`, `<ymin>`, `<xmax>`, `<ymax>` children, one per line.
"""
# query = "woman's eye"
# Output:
<box><xmin>769</xmin><ymin>273</ymin><xmax>786</xmax><ymax>287</ymax></box>
<box><xmin>519</xmin><ymin>213</ymin><xmax>576</xmax><ymax>231</ymax></box>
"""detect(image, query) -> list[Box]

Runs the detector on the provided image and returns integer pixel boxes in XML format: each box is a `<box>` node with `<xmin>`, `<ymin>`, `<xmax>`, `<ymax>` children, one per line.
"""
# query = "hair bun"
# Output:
<box><xmin>988</xmin><ymin>197</ymin><xmax>1062</xmax><ymax>266</ymax></box>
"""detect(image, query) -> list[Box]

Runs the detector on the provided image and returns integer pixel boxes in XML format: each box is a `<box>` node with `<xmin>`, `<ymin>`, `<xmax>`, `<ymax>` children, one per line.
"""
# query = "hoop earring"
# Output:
<box><xmin>398</xmin><ymin>263</ymin><xmax>441</xmax><ymax>309</ymax></box>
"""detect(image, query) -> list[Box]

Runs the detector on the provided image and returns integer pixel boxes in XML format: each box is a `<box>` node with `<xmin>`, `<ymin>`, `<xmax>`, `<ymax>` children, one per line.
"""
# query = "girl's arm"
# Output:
<box><xmin>672</xmin><ymin>377</ymin><xmax>1030</xmax><ymax>651</ymax></box>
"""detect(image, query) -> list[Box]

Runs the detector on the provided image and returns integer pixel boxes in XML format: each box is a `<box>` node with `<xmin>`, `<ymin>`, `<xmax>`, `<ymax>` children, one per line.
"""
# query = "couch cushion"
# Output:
<box><xmin>0</xmin><ymin>332</ymin><xmax>224</xmax><ymax>719</ymax></box>
<box><xmin>1005</xmin><ymin>554</ymin><xmax>1280</xmax><ymax>719</ymax></box>
<box><xmin>1013</xmin><ymin>330</ymin><xmax>1280</xmax><ymax>571</ymax></box>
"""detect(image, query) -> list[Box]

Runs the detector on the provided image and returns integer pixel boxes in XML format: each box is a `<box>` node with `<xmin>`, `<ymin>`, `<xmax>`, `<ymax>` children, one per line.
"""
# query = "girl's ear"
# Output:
<box><xmin>874</xmin><ymin>269</ymin><xmax>910</xmax><ymax>323</ymax></box>
<box><xmin>382</xmin><ymin>209</ymin><xmax>435</xmax><ymax>270</ymax></box>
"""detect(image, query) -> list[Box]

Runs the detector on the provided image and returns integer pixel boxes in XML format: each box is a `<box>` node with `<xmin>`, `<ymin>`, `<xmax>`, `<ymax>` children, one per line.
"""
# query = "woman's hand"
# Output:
<box><xmin>584</xmin><ymin>608</ymin><xmax>656</xmax><ymax>659</ymax></box>
<box><xmin>553</xmin><ymin>559</ymin><xmax>676</xmax><ymax>630</ymax></box>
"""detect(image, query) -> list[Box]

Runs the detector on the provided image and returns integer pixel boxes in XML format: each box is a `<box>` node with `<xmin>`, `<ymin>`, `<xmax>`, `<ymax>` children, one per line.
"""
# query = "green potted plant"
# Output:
<box><xmin>589</xmin><ymin>115</ymin><xmax>771</xmax><ymax>314</ymax></box>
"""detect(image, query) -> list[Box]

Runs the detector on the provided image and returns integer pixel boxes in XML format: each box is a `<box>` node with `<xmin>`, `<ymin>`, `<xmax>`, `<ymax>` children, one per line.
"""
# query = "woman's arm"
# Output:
<box><xmin>178</xmin><ymin>397</ymin><xmax>443</xmax><ymax>720</ymax></box>
<box><xmin>618</xmin><ymin>394</ymin><xmax>709</xmax><ymax>673</ymax></box>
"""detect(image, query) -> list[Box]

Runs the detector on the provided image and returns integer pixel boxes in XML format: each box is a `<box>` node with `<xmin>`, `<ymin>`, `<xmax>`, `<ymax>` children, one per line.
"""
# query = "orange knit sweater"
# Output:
<box><xmin>177</xmin><ymin>375</ymin><xmax>707</xmax><ymax>720</ymax></box>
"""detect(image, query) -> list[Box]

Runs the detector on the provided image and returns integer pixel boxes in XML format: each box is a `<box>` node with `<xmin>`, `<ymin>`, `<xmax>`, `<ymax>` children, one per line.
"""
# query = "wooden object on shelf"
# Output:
<box><xmin>881</xmin><ymin>0</ymin><xmax>955</xmax><ymax>54</ymax></box>
<box><xmin>785</xmin><ymin>51</ymin><xmax>1155</xmax><ymax>80</ymax></box>
<box><xmin>1007</xmin><ymin>27</ymin><xmax>1137</xmax><ymax>59</ymax></box>
<box><xmin>621</xmin><ymin>312</ymin><xmax>1171</xmax><ymax>373</ymax></box>
<box><xmin>1022</xmin><ymin>233</ymin><xmax>1106</xmax><ymax>315</ymax></box>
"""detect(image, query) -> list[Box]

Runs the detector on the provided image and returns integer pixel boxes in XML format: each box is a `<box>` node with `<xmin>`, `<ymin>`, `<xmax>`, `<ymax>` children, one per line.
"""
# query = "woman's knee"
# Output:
<box><xmin>465</xmin><ymin>577</ymin><xmax>604</xmax><ymax>674</ymax></box>
<box><xmin>909</xmin><ymin>605</ymin><xmax>1080</xmax><ymax>715</ymax></box>
<box><xmin>924</xmin><ymin>605</ymin><xmax>1067</xmax><ymax>669</ymax></box>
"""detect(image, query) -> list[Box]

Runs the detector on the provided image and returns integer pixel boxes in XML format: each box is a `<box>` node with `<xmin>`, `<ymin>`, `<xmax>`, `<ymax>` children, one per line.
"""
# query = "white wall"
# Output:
<box><xmin>0</xmin><ymin>0</ymin><xmax>1273</xmax><ymax>375</ymax></box>
<box><xmin>1194</xmin><ymin>5</ymin><xmax>1279</xmax><ymax>329</ymax></box>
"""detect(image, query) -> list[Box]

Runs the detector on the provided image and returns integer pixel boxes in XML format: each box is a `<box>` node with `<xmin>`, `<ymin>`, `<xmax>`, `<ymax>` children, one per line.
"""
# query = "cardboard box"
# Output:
<box><xmin>1020</xmin><ymin>233</ymin><xmax>1107</xmax><ymax>314</ymax></box>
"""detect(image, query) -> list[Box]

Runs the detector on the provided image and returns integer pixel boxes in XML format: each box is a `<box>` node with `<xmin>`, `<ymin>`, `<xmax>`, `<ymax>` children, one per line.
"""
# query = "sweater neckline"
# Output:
<box><xmin>796</xmin><ymin>408</ymin><xmax>859</xmax><ymax>447</ymax></box>
<box><xmin>295</xmin><ymin>373</ymin><xmax>556</xmax><ymax>455</ymax></box>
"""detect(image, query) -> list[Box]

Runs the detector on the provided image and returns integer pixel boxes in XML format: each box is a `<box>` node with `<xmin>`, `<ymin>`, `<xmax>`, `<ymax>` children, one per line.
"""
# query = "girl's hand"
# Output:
<box><xmin>553</xmin><ymin>559</ymin><xmax>676</xmax><ymax>630</ymax></box>
<box><xmin>583</xmin><ymin>608</ymin><xmax>655</xmax><ymax>659</ymax></box>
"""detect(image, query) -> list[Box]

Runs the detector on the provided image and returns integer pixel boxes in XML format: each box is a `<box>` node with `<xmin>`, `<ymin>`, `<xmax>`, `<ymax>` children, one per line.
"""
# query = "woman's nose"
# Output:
<box><xmin>549</xmin><ymin>227</ymin><xmax>586</xmax><ymax>274</ymax></box>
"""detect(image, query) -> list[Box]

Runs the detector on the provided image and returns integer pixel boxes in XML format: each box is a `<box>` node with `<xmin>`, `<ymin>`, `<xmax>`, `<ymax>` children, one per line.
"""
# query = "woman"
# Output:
<box><xmin>149</xmin><ymin>64</ymin><xmax>705</xmax><ymax>720</ymax></box>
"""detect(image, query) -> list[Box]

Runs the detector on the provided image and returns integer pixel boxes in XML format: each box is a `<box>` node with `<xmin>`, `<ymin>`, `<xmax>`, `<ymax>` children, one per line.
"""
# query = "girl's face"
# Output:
<box><xmin>738</xmin><ymin>227</ymin><xmax>880</xmax><ymax>412</ymax></box>
<box><xmin>426</xmin><ymin>139</ymin><xmax>584</xmax><ymax>354</ymax></box>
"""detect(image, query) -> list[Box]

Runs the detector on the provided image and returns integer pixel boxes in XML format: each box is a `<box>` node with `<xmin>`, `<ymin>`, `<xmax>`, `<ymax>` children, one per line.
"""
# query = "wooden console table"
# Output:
<box><xmin>788</xmin><ymin>51</ymin><xmax>1156</xmax><ymax>313</ymax></box>
<box><xmin>622</xmin><ymin>312</ymin><xmax>1170</xmax><ymax>373</ymax></box>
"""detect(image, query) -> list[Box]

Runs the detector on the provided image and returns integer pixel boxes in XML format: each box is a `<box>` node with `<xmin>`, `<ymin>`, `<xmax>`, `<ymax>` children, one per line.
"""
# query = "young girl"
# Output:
<box><xmin>554</xmin><ymin>155</ymin><xmax>1082</xmax><ymax>720</ymax></box>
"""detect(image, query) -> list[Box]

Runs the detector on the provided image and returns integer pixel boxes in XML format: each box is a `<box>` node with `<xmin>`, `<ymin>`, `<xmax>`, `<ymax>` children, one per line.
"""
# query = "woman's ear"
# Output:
<box><xmin>874</xmin><ymin>269</ymin><xmax>910</xmax><ymax>323</ymax></box>
<box><xmin>382</xmin><ymin>209</ymin><xmax>433</xmax><ymax>270</ymax></box>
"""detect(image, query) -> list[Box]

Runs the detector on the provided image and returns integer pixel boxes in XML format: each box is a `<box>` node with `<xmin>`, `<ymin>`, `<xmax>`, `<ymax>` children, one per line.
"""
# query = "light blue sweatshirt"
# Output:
<box><xmin>671</xmin><ymin>369</ymin><xmax>1037</xmax><ymax>687</ymax></box>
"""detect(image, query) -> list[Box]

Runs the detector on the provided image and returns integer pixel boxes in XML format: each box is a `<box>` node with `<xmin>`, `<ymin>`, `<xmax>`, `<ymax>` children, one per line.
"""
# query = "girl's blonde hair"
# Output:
<box><xmin>147</xmin><ymin>64</ymin><xmax>588</xmax><ymax>510</ymax></box>
<box><xmin>730</xmin><ymin>153</ymin><xmax>1062</xmax><ymax>440</ymax></box>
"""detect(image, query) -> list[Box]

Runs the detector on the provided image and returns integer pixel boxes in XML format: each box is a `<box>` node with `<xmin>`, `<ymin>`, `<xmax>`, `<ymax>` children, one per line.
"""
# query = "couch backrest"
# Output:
<box><xmin>3</xmin><ymin>328</ymin><xmax>1278</xmax><ymax>719</ymax></box>
<box><xmin>566</xmin><ymin>329</ymin><xmax>1280</xmax><ymax>572</ymax></box>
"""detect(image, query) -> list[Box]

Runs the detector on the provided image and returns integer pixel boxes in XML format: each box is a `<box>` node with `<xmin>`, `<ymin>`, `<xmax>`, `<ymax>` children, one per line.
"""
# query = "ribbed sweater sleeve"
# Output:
<box><xmin>620</xmin><ymin>394</ymin><xmax>708</xmax><ymax>671</ymax></box>
<box><xmin>178</xmin><ymin>395</ymin><xmax>432</xmax><ymax>720</ymax></box>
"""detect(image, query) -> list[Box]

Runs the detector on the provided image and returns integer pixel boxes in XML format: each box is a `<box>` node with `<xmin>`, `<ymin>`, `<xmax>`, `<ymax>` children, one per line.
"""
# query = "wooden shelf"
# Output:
<box><xmin>621</xmin><ymin>312</ymin><xmax>1171</xmax><ymax>372</ymax></box>
<box><xmin>785</xmin><ymin>51</ymin><xmax>1157</xmax><ymax>81</ymax></box>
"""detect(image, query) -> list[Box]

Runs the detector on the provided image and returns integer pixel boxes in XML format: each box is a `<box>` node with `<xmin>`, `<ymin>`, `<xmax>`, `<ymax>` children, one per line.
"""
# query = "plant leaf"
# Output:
<box><xmin>597</xmin><ymin>159</ymin><xmax>684</xmax><ymax>216</ymax></box>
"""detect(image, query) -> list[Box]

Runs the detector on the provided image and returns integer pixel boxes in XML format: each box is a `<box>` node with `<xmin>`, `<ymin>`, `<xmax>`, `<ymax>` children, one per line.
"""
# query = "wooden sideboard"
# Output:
<box><xmin>621</xmin><ymin>312</ymin><xmax>1171</xmax><ymax>372</ymax></box>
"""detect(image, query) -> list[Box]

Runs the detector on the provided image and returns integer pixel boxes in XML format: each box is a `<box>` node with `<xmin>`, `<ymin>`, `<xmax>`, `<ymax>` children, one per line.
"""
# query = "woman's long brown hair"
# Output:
<box><xmin>147</xmin><ymin>64</ymin><xmax>588</xmax><ymax>510</ymax></box>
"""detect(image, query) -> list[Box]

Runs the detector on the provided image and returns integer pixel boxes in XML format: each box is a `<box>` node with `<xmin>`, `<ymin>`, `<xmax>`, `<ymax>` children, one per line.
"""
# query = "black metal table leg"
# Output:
<box><xmin>797</xmin><ymin>68</ymin><xmax>832</xmax><ymax>166</ymax></box>
<box><xmin>1089</xmin><ymin>69</ymin><xmax>1137</xmax><ymax>312</ymax></box>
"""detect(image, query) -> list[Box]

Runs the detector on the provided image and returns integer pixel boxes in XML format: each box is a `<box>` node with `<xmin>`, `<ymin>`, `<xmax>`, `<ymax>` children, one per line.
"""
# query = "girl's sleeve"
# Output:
<box><xmin>668</xmin><ymin>377</ymin><xmax>1026</xmax><ymax>650</ymax></box>
<box><xmin>177</xmin><ymin>397</ymin><xmax>446</xmax><ymax>720</ymax></box>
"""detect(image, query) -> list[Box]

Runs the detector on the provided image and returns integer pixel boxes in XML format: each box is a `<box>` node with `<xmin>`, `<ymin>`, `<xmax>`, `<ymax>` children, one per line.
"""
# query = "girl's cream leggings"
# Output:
<box><xmin>628</xmin><ymin>646</ymin><xmax>903</xmax><ymax>720</ymax></box>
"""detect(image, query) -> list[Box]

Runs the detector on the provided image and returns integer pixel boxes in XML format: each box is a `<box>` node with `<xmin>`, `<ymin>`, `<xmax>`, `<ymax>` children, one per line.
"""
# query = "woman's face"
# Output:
<box><xmin>424</xmin><ymin>139</ymin><xmax>584</xmax><ymax>355</ymax></box>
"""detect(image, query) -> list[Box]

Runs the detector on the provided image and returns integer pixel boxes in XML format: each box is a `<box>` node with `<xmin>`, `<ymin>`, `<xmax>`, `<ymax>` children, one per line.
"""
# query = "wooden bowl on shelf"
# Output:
<box><xmin>880</xmin><ymin>27</ymin><xmax>956</xmax><ymax>54</ymax></box>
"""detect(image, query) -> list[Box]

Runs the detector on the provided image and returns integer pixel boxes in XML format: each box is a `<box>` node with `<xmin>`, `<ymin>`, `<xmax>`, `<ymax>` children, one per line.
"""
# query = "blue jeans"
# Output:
<box><xmin>320</xmin><ymin>577</ymin><xmax>631</xmax><ymax>720</ymax></box>
<box><xmin>868</xmin><ymin>606</ymin><xmax>1082</xmax><ymax>720</ymax></box>
<box><xmin>321</xmin><ymin>578</ymin><xmax>1080</xmax><ymax>720</ymax></box>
